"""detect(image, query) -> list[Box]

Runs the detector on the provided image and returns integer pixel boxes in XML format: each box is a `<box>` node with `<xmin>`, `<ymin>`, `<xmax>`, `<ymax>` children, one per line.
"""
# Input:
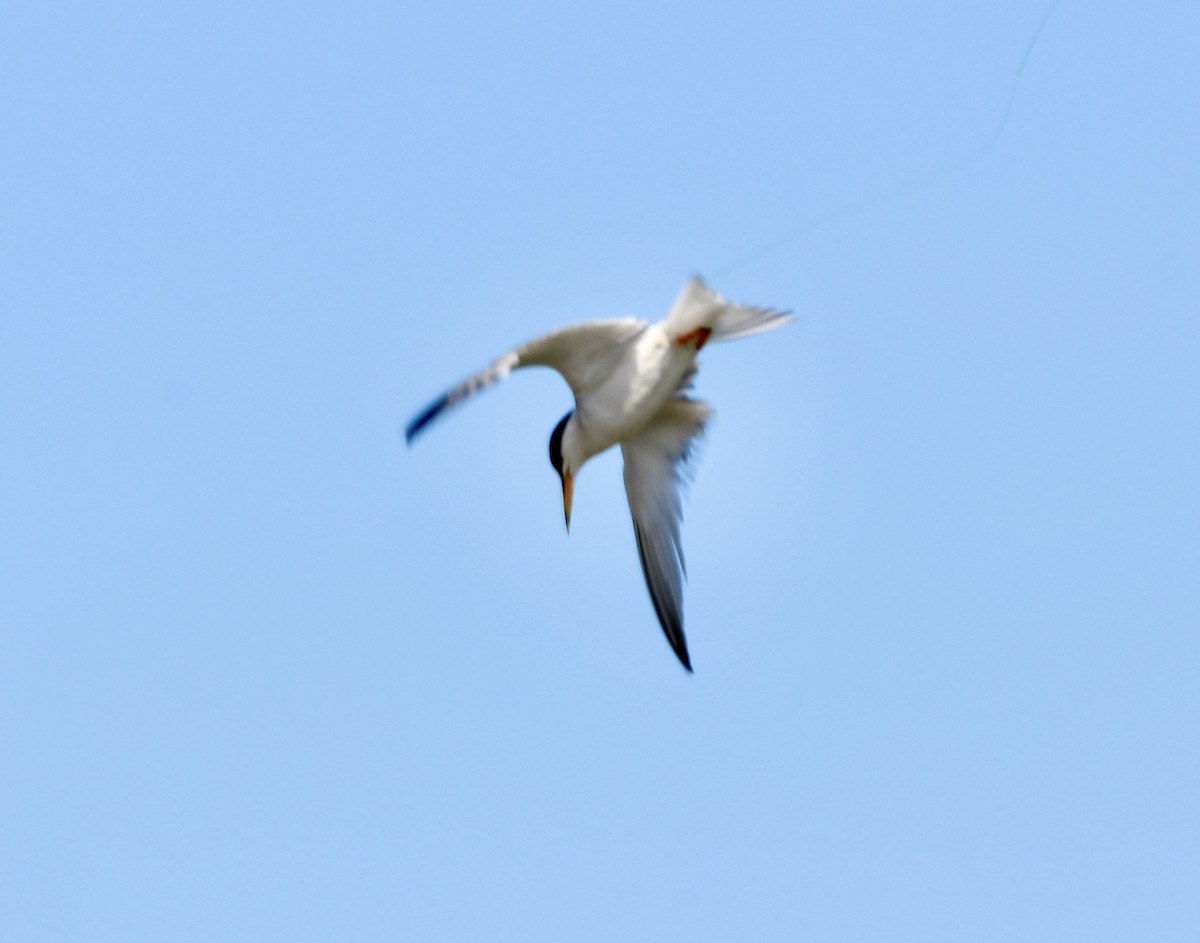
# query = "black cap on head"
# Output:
<box><xmin>548</xmin><ymin>411</ymin><xmax>572</xmax><ymax>478</ymax></box>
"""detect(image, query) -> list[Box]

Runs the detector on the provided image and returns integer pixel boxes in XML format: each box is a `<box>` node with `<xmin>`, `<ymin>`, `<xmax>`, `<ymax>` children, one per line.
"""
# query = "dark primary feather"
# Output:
<box><xmin>633</xmin><ymin>521</ymin><xmax>692</xmax><ymax>671</ymax></box>
<box><xmin>405</xmin><ymin>393</ymin><xmax>451</xmax><ymax>443</ymax></box>
<box><xmin>404</xmin><ymin>353</ymin><xmax>519</xmax><ymax>445</ymax></box>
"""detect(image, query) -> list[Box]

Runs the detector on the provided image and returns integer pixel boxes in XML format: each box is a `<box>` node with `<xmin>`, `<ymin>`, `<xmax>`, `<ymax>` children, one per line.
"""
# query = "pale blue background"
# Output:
<box><xmin>2</xmin><ymin>2</ymin><xmax>1197</xmax><ymax>940</ymax></box>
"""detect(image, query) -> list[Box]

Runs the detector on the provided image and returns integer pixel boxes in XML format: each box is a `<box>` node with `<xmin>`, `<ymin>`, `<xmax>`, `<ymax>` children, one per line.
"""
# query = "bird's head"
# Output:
<box><xmin>548</xmin><ymin>410</ymin><xmax>575</xmax><ymax>532</ymax></box>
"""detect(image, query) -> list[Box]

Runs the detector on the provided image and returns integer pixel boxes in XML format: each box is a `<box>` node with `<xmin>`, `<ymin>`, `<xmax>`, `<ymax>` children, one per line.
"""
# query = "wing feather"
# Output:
<box><xmin>620</xmin><ymin>397</ymin><xmax>712</xmax><ymax>671</ymax></box>
<box><xmin>405</xmin><ymin>318</ymin><xmax>645</xmax><ymax>444</ymax></box>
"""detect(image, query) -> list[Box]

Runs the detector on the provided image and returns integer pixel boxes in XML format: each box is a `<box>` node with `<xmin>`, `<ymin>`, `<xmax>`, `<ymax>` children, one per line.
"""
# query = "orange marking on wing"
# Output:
<box><xmin>674</xmin><ymin>327</ymin><xmax>712</xmax><ymax>350</ymax></box>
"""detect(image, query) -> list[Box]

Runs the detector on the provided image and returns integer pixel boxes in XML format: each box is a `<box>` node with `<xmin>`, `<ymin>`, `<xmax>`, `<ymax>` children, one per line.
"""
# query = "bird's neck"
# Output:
<box><xmin>562</xmin><ymin>413</ymin><xmax>597</xmax><ymax>474</ymax></box>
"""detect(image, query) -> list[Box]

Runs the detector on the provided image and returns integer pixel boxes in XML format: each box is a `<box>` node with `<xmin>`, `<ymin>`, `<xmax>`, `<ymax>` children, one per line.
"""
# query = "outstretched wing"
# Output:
<box><xmin>405</xmin><ymin>318</ymin><xmax>645</xmax><ymax>444</ymax></box>
<box><xmin>620</xmin><ymin>397</ymin><xmax>712</xmax><ymax>672</ymax></box>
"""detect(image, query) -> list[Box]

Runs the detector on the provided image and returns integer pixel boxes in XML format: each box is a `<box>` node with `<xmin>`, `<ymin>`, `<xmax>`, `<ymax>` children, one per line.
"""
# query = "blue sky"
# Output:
<box><xmin>2</xmin><ymin>1</ymin><xmax>1198</xmax><ymax>939</ymax></box>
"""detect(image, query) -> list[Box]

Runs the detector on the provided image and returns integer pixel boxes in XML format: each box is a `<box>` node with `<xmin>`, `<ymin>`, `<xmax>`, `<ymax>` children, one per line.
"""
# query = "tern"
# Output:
<box><xmin>406</xmin><ymin>277</ymin><xmax>789</xmax><ymax>671</ymax></box>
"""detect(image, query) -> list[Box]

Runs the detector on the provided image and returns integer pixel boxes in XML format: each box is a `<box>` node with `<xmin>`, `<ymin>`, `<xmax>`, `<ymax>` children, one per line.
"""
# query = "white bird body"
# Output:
<box><xmin>406</xmin><ymin>277</ymin><xmax>789</xmax><ymax>670</ymax></box>
<box><xmin>561</xmin><ymin>323</ymin><xmax>698</xmax><ymax>468</ymax></box>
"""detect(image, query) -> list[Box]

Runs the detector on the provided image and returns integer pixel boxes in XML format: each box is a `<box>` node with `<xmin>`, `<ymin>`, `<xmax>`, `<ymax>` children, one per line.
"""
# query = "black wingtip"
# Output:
<box><xmin>405</xmin><ymin>392</ymin><xmax>450</xmax><ymax>445</ymax></box>
<box><xmin>662</xmin><ymin>606</ymin><xmax>693</xmax><ymax>672</ymax></box>
<box><xmin>673</xmin><ymin>640</ymin><xmax>693</xmax><ymax>673</ymax></box>
<box><xmin>632</xmin><ymin>520</ymin><xmax>694</xmax><ymax>672</ymax></box>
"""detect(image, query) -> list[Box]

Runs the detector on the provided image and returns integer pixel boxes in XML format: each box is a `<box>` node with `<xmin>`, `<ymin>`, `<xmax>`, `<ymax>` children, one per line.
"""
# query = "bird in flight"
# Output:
<box><xmin>406</xmin><ymin>277</ymin><xmax>789</xmax><ymax>671</ymax></box>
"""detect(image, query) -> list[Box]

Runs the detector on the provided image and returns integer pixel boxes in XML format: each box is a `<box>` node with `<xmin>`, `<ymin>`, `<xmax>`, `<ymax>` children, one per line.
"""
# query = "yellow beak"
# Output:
<box><xmin>561</xmin><ymin>472</ymin><xmax>574</xmax><ymax>533</ymax></box>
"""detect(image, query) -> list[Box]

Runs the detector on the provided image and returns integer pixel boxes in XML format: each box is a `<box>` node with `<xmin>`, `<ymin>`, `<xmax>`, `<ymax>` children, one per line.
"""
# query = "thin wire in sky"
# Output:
<box><xmin>710</xmin><ymin>1</ymin><xmax>1060</xmax><ymax>279</ymax></box>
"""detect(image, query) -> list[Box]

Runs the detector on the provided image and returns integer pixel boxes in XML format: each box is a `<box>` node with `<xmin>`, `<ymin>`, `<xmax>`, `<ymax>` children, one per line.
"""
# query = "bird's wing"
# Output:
<box><xmin>620</xmin><ymin>397</ymin><xmax>712</xmax><ymax>672</ymax></box>
<box><xmin>665</xmin><ymin>276</ymin><xmax>791</xmax><ymax>342</ymax></box>
<box><xmin>513</xmin><ymin>317</ymin><xmax>646</xmax><ymax>392</ymax></box>
<box><xmin>405</xmin><ymin>318</ymin><xmax>645</xmax><ymax>443</ymax></box>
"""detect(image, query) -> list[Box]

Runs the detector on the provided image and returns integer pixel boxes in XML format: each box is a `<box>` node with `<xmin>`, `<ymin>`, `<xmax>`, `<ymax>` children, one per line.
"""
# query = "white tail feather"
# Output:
<box><xmin>665</xmin><ymin>276</ymin><xmax>791</xmax><ymax>342</ymax></box>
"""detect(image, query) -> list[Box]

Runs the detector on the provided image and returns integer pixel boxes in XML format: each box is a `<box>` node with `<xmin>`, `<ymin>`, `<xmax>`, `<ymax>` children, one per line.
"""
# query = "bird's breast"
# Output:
<box><xmin>574</xmin><ymin>327</ymin><xmax>695</xmax><ymax>456</ymax></box>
